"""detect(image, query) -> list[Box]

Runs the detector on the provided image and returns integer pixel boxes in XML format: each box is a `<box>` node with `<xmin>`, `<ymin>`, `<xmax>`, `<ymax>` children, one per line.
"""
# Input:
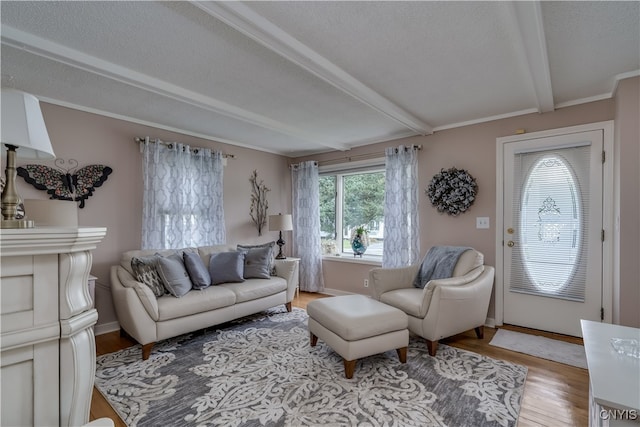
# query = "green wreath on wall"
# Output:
<box><xmin>426</xmin><ymin>167</ymin><xmax>477</xmax><ymax>216</ymax></box>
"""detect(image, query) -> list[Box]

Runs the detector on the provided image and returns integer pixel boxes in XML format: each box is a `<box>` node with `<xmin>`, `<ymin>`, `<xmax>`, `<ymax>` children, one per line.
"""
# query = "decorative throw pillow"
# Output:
<box><xmin>156</xmin><ymin>252</ymin><xmax>193</xmax><ymax>298</ymax></box>
<box><xmin>237</xmin><ymin>246</ymin><xmax>272</xmax><ymax>279</ymax></box>
<box><xmin>183</xmin><ymin>251</ymin><xmax>211</xmax><ymax>290</ymax></box>
<box><xmin>131</xmin><ymin>255</ymin><xmax>165</xmax><ymax>297</ymax></box>
<box><xmin>209</xmin><ymin>251</ymin><xmax>245</xmax><ymax>285</ymax></box>
<box><xmin>237</xmin><ymin>242</ymin><xmax>276</xmax><ymax>277</ymax></box>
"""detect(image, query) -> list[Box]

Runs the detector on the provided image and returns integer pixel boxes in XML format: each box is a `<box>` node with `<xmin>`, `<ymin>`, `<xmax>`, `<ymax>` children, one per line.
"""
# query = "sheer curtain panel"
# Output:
<box><xmin>291</xmin><ymin>161</ymin><xmax>325</xmax><ymax>292</ymax></box>
<box><xmin>140</xmin><ymin>137</ymin><xmax>225</xmax><ymax>249</ymax></box>
<box><xmin>382</xmin><ymin>145</ymin><xmax>420</xmax><ymax>267</ymax></box>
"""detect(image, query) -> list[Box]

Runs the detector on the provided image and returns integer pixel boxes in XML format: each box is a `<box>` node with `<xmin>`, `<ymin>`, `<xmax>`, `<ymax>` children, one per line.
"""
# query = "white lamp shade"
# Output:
<box><xmin>269</xmin><ymin>214</ymin><xmax>293</xmax><ymax>231</ymax></box>
<box><xmin>1</xmin><ymin>89</ymin><xmax>55</xmax><ymax>158</ymax></box>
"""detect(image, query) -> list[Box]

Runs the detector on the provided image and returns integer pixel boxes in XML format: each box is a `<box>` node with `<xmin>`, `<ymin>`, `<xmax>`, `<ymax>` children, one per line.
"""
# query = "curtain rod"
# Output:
<box><xmin>316</xmin><ymin>144</ymin><xmax>422</xmax><ymax>167</ymax></box>
<box><xmin>134</xmin><ymin>137</ymin><xmax>236</xmax><ymax>159</ymax></box>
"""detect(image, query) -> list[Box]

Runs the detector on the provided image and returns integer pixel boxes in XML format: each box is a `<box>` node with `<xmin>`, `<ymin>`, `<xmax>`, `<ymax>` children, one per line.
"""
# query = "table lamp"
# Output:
<box><xmin>269</xmin><ymin>213</ymin><xmax>293</xmax><ymax>259</ymax></box>
<box><xmin>1</xmin><ymin>89</ymin><xmax>56</xmax><ymax>228</ymax></box>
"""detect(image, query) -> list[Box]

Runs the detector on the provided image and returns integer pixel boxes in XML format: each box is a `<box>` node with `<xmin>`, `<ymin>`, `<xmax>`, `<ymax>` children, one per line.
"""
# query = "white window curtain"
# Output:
<box><xmin>291</xmin><ymin>160</ymin><xmax>325</xmax><ymax>292</ymax></box>
<box><xmin>382</xmin><ymin>145</ymin><xmax>420</xmax><ymax>267</ymax></box>
<box><xmin>140</xmin><ymin>137</ymin><xmax>225</xmax><ymax>249</ymax></box>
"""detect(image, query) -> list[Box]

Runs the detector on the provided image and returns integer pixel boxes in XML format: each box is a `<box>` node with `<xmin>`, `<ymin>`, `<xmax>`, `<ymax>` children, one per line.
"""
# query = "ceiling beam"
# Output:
<box><xmin>1</xmin><ymin>25</ymin><xmax>350</xmax><ymax>152</ymax></box>
<box><xmin>191</xmin><ymin>0</ymin><xmax>433</xmax><ymax>135</ymax></box>
<box><xmin>508</xmin><ymin>1</ymin><xmax>555</xmax><ymax>113</ymax></box>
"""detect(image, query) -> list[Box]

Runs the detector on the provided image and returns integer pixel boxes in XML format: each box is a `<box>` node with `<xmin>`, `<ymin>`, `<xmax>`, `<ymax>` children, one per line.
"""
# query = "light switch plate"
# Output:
<box><xmin>476</xmin><ymin>217</ymin><xmax>490</xmax><ymax>229</ymax></box>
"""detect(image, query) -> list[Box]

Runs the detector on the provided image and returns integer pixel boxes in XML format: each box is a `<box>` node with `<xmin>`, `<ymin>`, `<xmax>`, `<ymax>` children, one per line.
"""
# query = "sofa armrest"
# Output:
<box><xmin>421</xmin><ymin>266</ymin><xmax>495</xmax><ymax>341</ymax></box>
<box><xmin>274</xmin><ymin>258</ymin><xmax>299</xmax><ymax>302</ymax></box>
<box><xmin>114</xmin><ymin>266</ymin><xmax>160</xmax><ymax>320</ymax></box>
<box><xmin>369</xmin><ymin>264</ymin><xmax>420</xmax><ymax>300</ymax></box>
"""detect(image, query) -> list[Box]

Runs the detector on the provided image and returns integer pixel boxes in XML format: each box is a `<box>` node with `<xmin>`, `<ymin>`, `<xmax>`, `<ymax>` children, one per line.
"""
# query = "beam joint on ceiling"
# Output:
<box><xmin>191</xmin><ymin>0</ymin><xmax>433</xmax><ymax>136</ymax></box>
<box><xmin>1</xmin><ymin>25</ymin><xmax>350</xmax><ymax>152</ymax></box>
<box><xmin>508</xmin><ymin>1</ymin><xmax>555</xmax><ymax>113</ymax></box>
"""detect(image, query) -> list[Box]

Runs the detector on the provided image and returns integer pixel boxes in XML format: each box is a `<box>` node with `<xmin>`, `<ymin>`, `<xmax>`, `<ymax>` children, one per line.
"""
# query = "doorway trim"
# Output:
<box><xmin>495</xmin><ymin>121</ymin><xmax>615</xmax><ymax>328</ymax></box>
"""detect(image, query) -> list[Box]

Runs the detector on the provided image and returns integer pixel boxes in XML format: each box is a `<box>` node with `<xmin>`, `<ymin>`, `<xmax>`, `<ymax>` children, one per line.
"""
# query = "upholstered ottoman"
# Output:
<box><xmin>307</xmin><ymin>294</ymin><xmax>409</xmax><ymax>379</ymax></box>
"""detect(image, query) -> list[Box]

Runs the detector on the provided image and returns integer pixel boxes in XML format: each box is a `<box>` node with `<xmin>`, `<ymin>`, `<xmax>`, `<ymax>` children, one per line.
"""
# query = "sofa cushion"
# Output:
<box><xmin>130</xmin><ymin>255</ymin><xmax>165</xmax><ymax>297</ymax></box>
<box><xmin>197</xmin><ymin>245</ymin><xmax>235</xmax><ymax>268</ymax></box>
<box><xmin>209</xmin><ymin>251</ymin><xmax>245</xmax><ymax>285</ymax></box>
<box><xmin>413</xmin><ymin>246</ymin><xmax>476</xmax><ymax>289</ymax></box>
<box><xmin>237</xmin><ymin>242</ymin><xmax>276</xmax><ymax>277</ymax></box>
<box><xmin>183</xmin><ymin>251</ymin><xmax>211</xmax><ymax>290</ymax></box>
<box><xmin>219</xmin><ymin>277</ymin><xmax>287</xmax><ymax>303</ymax></box>
<box><xmin>122</xmin><ymin>248</ymin><xmax>197</xmax><ymax>276</ymax></box>
<box><xmin>156</xmin><ymin>252</ymin><xmax>192</xmax><ymax>298</ymax></box>
<box><xmin>156</xmin><ymin>285</ymin><xmax>237</xmax><ymax>321</ymax></box>
<box><xmin>237</xmin><ymin>244</ymin><xmax>274</xmax><ymax>279</ymax></box>
<box><xmin>452</xmin><ymin>249</ymin><xmax>484</xmax><ymax>276</ymax></box>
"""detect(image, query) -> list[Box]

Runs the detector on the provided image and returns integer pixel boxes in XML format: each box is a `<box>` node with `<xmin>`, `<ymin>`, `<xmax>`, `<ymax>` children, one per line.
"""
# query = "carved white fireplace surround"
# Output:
<box><xmin>1</xmin><ymin>227</ymin><xmax>106</xmax><ymax>426</ymax></box>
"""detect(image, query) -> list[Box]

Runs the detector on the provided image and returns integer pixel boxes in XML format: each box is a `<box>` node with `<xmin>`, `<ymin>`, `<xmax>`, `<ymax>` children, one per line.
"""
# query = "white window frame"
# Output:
<box><xmin>319</xmin><ymin>158</ymin><xmax>385</xmax><ymax>265</ymax></box>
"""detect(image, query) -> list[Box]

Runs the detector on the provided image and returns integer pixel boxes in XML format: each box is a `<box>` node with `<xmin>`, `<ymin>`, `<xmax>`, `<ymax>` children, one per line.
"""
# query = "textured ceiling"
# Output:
<box><xmin>2</xmin><ymin>1</ymin><xmax>638</xmax><ymax>157</ymax></box>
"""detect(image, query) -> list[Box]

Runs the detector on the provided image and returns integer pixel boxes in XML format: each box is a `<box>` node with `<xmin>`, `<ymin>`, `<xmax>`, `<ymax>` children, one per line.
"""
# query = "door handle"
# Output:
<box><xmin>507</xmin><ymin>240</ymin><xmax>515</xmax><ymax>247</ymax></box>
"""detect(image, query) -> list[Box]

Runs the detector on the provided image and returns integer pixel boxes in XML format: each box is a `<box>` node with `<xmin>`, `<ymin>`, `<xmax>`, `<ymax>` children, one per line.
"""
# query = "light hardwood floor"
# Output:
<box><xmin>92</xmin><ymin>291</ymin><xmax>589</xmax><ymax>426</ymax></box>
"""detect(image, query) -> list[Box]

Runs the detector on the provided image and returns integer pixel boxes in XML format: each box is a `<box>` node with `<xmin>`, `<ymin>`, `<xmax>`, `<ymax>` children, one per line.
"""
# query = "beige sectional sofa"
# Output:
<box><xmin>110</xmin><ymin>244</ymin><xmax>299</xmax><ymax>360</ymax></box>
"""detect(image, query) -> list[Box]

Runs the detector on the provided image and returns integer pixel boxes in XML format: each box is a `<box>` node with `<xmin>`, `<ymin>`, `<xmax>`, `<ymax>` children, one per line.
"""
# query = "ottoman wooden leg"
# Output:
<box><xmin>344</xmin><ymin>359</ymin><xmax>356</xmax><ymax>379</ymax></box>
<box><xmin>310</xmin><ymin>332</ymin><xmax>318</xmax><ymax>347</ymax></box>
<box><xmin>396</xmin><ymin>347</ymin><xmax>407</xmax><ymax>363</ymax></box>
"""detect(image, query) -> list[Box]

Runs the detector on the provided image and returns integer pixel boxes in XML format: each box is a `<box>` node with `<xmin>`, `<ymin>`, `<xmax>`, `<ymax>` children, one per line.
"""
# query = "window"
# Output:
<box><xmin>319</xmin><ymin>167</ymin><xmax>385</xmax><ymax>257</ymax></box>
<box><xmin>519</xmin><ymin>154</ymin><xmax>582</xmax><ymax>295</ymax></box>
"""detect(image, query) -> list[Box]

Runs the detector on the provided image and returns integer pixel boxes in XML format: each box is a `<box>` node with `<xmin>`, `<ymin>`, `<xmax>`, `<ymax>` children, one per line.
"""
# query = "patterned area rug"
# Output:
<box><xmin>95</xmin><ymin>308</ymin><xmax>527</xmax><ymax>427</ymax></box>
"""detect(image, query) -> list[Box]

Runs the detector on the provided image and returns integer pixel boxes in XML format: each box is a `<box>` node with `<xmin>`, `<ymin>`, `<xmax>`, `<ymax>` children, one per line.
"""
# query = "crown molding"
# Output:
<box><xmin>1</xmin><ymin>25</ymin><xmax>350</xmax><ymax>152</ymax></box>
<box><xmin>191</xmin><ymin>0</ymin><xmax>433</xmax><ymax>136</ymax></box>
<box><xmin>508</xmin><ymin>1</ymin><xmax>555</xmax><ymax>113</ymax></box>
<box><xmin>37</xmin><ymin>96</ymin><xmax>288</xmax><ymax>156</ymax></box>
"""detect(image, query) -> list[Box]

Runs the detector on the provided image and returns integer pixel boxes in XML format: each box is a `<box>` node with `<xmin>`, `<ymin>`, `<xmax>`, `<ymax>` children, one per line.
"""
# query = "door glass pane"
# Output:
<box><xmin>520</xmin><ymin>156</ymin><xmax>581</xmax><ymax>293</ymax></box>
<box><xmin>510</xmin><ymin>145</ymin><xmax>591</xmax><ymax>302</ymax></box>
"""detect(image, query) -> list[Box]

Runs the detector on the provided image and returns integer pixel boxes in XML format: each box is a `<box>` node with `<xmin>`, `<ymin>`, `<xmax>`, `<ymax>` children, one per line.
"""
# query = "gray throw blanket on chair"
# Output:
<box><xmin>413</xmin><ymin>246</ymin><xmax>471</xmax><ymax>289</ymax></box>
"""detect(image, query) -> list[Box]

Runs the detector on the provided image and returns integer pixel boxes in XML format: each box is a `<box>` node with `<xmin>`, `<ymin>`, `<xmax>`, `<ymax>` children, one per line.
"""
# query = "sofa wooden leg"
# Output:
<box><xmin>310</xmin><ymin>332</ymin><xmax>318</xmax><ymax>347</ymax></box>
<box><xmin>141</xmin><ymin>343</ymin><xmax>154</xmax><ymax>360</ymax></box>
<box><xmin>426</xmin><ymin>339</ymin><xmax>438</xmax><ymax>356</ymax></box>
<box><xmin>285</xmin><ymin>301</ymin><xmax>292</xmax><ymax>312</ymax></box>
<box><xmin>474</xmin><ymin>325</ymin><xmax>484</xmax><ymax>339</ymax></box>
<box><xmin>396</xmin><ymin>347</ymin><xmax>407</xmax><ymax>363</ymax></box>
<box><xmin>344</xmin><ymin>359</ymin><xmax>356</xmax><ymax>379</ymax></box>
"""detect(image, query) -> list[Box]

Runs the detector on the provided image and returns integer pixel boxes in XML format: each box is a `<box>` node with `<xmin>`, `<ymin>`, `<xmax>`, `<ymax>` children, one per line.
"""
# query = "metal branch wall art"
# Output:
<box><xmin>17</xmin><ymin>158</ymin><xmax>112</xmax><ymax>208</ymax></box>
<box><xmin>249</xmin><ymin>170</ymin><xmax>270</xmax><ymax>235</ymax></box>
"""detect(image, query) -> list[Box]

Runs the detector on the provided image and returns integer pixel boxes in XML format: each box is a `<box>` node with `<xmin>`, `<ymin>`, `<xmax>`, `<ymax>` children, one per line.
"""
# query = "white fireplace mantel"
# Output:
<box><xmin>1</xmin><ymin>226</ymin><xmax>107</xmax><ymax>426</ymax></box>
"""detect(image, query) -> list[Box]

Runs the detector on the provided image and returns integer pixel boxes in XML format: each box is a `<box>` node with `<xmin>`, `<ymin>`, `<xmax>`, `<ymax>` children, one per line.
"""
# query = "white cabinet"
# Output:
<box><xmin>1</xmin><ymin>227</ymin><xmax>106</xmax><ymax>426</ymax></box>
<box><xmin>582</xmin><ymin>320</ymin><xmax>640</xmax><ymax>427</ymax></box>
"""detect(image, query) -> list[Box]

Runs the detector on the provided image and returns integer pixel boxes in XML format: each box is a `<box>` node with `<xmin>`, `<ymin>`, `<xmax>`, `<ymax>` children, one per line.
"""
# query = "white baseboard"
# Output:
<box><xmin>320</xmin><ymin>288</ymin><xmax>358</xmax><ymax>297</ymax></box>
<box><xmin>94</xmin><ymin>321</ymin><xmax>120</xmax><ymax>336</ymax></box>
<box><xmin>485</xmin><ymin>317</ymin><xmax>496</xmax><ymax>328</ymax></box>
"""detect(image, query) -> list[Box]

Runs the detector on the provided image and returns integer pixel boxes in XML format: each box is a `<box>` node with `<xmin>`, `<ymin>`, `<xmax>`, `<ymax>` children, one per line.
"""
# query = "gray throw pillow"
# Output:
<box><xmin>156</xmin><ymin>252</ymin><xmax>193</xmax><ymax>298</ymax></box>
<box><xmin>237</xmin><ymin>242</ymin><xmax>276</xmax><ymax>277</ymax></box>
<box><xmin>209</xmin><ymin>251</ymin><xmax>245</xmax><ymax>285</ymax></box>
<box><xmin>131</xmin><ymin>255</ymin><xmax>165</xmax><ymax>297</ymax></box>
<box><xmin>183</xmin><ymin>251</ymin><xmax>211</xmax><ymax>290</ymax></box>
<box><xmin>237</xmin><ymin>246</ymin><xmax>273</xmax><ymax>279</ymax></box>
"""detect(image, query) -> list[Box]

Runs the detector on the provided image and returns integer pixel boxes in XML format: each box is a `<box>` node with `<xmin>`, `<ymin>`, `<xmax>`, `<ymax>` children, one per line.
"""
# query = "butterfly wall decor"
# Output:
<box><xmin>17</xmin><ymin>159</ymin><xmax>112</xmax><ymax>208</ymax></box>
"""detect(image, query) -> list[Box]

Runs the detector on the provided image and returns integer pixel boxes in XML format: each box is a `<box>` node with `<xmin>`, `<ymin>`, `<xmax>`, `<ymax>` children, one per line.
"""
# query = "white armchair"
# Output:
<box><xmin>369</xmin><ymin>248</ymin><xmax>494</xmax><ymax>356</ymax></box>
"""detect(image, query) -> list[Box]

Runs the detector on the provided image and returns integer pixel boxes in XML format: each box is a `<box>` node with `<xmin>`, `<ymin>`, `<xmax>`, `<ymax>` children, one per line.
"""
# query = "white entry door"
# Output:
<box><xmin>502</xmin><ymin>130</ymin><xmax>604</xmax><ymax>337</ymax></box>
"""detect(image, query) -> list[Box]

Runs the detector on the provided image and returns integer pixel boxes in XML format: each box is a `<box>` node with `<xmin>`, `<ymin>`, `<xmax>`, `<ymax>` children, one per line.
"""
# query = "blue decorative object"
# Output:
<box><xmin>350</xmin><ymin>226</ymin><xmax>369</xmax><ymax>257</ymax></box>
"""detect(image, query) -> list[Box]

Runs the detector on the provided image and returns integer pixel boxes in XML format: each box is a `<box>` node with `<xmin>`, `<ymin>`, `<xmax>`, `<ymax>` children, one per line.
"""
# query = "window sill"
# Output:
<box><xmin>322</xmin><ymin>254</ymin><xmax>382</xmax><ymax>266</ymax></box>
